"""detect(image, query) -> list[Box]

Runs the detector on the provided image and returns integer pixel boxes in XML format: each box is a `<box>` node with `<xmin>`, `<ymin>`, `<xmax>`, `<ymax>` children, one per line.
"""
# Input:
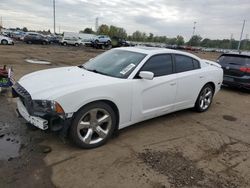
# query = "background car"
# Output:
<box><xmin>60</xmin><ymin>37</ymin><xmax>82</xmax><ymax>46</ymax></box>
<box><xmin>47</xmin><ymin>35</ymin><xmax>61</xmax><ymax>44</ymax></box>
<box><xmin>217</xmin><ymin>53</ymin><xmax>250</xmax><ymax>89</ymax></box>
<box><xmin>93</xmin><ymin>35</ymin><xmax>111</xmax><ymax>44</ymax></box>
<box><xmin>24</xmin><ymin>32</ymin><xmax>49</xmax><ymax>45</ymax></box>
<box><xmin>0</xmin><ymin>35</ymin><xmax>14</xmax><ymax>45</ymax></box>
<box><xmin>13</xmin><ymin>47</ymin><xmax>223</xmax><ymax>149</ymax></box>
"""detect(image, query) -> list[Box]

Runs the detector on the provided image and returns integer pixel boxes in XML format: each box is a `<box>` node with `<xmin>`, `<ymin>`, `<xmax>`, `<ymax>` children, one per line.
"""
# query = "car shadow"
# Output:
<box><xmin>221</xmin><ymin>85</ymin><xmax>250</xmax><ymax>95</ymax></box>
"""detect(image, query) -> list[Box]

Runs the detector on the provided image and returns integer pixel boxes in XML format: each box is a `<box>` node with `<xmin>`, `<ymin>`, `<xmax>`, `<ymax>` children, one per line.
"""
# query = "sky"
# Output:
<box><xmin>0</xmin><ymin>0</ymin><xmax>249</xmax><ymax>40</ymax></box>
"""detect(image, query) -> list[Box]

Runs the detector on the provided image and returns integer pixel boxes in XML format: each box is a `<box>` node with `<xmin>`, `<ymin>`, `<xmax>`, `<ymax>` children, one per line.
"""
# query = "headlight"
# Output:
<box><xmin>32</xmin><ymin>100</ymin><xmax>64</xmax><ymax>114</ymax></box>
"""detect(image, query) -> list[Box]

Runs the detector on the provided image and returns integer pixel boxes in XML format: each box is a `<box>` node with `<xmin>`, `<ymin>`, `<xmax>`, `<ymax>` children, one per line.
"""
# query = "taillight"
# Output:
<box><xmin>239</xmin><ymin>67</ymin><xmax>250</xmax><ymax>73</ymax></box>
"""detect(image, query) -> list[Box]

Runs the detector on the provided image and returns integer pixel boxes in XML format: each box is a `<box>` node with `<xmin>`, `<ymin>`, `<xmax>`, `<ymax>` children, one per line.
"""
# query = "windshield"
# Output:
<box><xmin>82</xmin><ymin>49</ymin><xmax>146</xmax><ymax>78</ymax></box>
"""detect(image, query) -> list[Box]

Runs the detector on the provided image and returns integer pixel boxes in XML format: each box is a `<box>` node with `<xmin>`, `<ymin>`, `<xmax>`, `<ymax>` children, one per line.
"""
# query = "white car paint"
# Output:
<box><xmin>17</xmin><ymin>47</ymin><xmax>223</xmax><ymax>130</ymax></box>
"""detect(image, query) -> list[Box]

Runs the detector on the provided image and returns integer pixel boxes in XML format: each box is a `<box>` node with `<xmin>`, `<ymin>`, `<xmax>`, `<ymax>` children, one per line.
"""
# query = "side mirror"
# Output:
<box><xmin>139</xmin><ymin>71</ymin><xmax>154</xmax><ymax>80</ymax></box>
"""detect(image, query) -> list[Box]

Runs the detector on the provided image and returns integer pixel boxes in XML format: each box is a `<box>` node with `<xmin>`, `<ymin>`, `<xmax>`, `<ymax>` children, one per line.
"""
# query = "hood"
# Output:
<box><xmin>18</xmin><ymin>66</ymin><xmax>117</xmax><ymax>100</ymax></box>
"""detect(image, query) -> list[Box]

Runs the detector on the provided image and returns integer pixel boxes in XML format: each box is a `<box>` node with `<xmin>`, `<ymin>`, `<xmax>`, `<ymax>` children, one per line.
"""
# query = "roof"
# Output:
<box><xmin>117</xmin><ymin>46</ymin><xmax>201</xmax><ymax>60</ymax></box>
<box><xmin>221</xmin><ymin>53</ymin><xmax>250</xmax><ymax>58</ymax></box>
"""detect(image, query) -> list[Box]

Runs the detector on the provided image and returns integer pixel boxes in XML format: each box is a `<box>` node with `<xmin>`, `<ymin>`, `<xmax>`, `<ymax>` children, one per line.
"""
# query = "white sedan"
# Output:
<box><xmin>13</xmin><ymin>47</ymin><xmax>223</xmax><ymax>148</ymax></box>
<box><xmin>0</xmin><ymin>35</ymin><xmax>14</xmax><ymax>45</ymax></box>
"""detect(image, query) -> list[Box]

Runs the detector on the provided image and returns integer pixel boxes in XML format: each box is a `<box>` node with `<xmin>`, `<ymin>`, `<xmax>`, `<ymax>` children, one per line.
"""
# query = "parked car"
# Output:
<box><xmin>92</xmin><ymin>35</ymin><xmax>111</xmax><ymax>44</ymax></box>
<box><xmin>13</xmin><ymin>47</ymin><xmax>223</xmax><ymax>148</ymax></box>
<box><xmin>47</xmin><ymin>35</ymin><xmax>61</xmax><ymax>44</ymax></box>
<box><xmin>24</xmin><ymin>32</ymin><xmax>48</xmax><ymax>45</ymax></box>
<box><xmin>217</xmin><ymin>53</ymin><xmax>250</xmax><ymax>89</ymax></box>
<box><xmin>60</xmin><ymin>37</ymin><xmax>82</xmax><ymax>46</ymax></box>
<box><xmin>0</xmin><ymin>35</ymin><xmax>14</xmax><ymax>45</ymax></box>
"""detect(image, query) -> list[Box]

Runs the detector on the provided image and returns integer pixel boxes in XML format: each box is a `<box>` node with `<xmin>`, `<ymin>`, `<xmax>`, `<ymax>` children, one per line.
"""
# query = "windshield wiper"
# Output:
<box><xmin>86</xmin><ymin>68</ymin><xmax>109</xmax><ymax>76</ymax></box>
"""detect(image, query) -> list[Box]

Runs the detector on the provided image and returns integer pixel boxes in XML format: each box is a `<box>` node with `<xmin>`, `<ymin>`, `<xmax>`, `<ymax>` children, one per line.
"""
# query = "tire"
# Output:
<box><xmin>75</xmin><ymin>43</ymin><xmax>79</xmax><ymax>47</ymax></box>
<box><xmin>42</xmin><ymin>41</ymin><xmax>47</xmax><ymax>45</ymax></box>
<box><xmin>1</xmin><ymin>39</ymin><xmax>8</xmax><ymax>45</ymax></box>
<box><xmin>194</xmin><ymin>84</ymin><xmax>214</xmax><ymax>112</ymax></box>
<box><xmin>107</xmin><ymin>40</ymin><xmax>111</xmax><ymax>45</ymax></box>
<box><xmin>63</xmin><ymin>42</ymin><xmax>67</xmax><ymax>46</ymax></box>
<box><xmin>27</xmin><ymin>41</ymin><xmax>32</xmax><ymax>44</ymax></box>
<box><xmin>95</xmin><ymin>40</ymin><xmax>99</xmax><ymax>44</ymax></box>
<box><xmin>70</xmin><ymin>102</ymin><xmax>117</xmax><ymax>149</ymax></box>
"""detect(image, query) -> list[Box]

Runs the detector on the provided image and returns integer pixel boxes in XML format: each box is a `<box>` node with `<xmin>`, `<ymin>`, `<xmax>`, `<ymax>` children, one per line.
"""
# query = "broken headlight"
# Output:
<box><xmin>32</xmin><ymin>100</ymin><xmax>64</xmax><ymax>114</ymax></box>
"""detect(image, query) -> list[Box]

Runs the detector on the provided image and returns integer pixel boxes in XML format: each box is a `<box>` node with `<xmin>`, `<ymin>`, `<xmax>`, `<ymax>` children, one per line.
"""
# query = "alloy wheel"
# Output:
<box><xmin>199</xmin><ymin>87</ymin><xmax>213</xmax><ymax>110</ymax></box>
<box><xmin>77</xmin><ymin>108</ymin><xmax>112</xmax><ymax>145</ymax></box>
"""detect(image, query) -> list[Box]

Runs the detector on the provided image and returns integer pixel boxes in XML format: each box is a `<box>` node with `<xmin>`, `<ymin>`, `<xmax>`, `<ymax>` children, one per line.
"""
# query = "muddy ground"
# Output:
<box><xmin>0</xmin><ymin>44</ymin><xmax>250</xmax><ymax>188</ymax></box>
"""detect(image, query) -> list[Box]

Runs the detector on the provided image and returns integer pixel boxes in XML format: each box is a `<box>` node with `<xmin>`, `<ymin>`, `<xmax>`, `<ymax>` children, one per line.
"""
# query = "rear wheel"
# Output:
<box><xmin>63</xmin><ymin>42</ymin><xmax>67</xmax><ymax>46</ymax></box>
<box><xmin>195</xmin><ymin>84</ymin><xmax>214</xmax><ymax>112</ymax></box>
<box><xmin>70</xmin><ymin>102</ymin><xmax>116</xmax><ymax>149</ymax></box>
<box><xmin>75</xmin><ymin>43</ymin><xmax>79</xmax><ymax>47</ymax></box>
<box><xmin>1</xmin><ymin>39</ymin><xmax>8</xmax><ymax>45</ymax></box>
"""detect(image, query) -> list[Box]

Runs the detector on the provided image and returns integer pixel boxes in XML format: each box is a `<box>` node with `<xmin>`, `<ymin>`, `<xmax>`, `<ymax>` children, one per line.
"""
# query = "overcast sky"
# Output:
<box><xmin>0</xmin><ymin>0</ymin><xmax>249</xmax><ymax>40</ymax></box>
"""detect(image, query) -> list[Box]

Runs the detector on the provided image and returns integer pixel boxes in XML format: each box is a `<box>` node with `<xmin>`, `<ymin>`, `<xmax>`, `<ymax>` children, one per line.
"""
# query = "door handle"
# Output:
<box><xmin>170</xmin><ymin>82</ymin><xmax>176</xmax><ymax>86</ymax></box>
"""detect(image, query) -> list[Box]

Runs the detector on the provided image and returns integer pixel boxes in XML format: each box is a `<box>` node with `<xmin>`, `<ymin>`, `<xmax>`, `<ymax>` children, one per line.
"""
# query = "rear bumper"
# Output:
<box><xmin>223</xmin><ymin>75</ymin><xmax>250</xmax><ymax>89</ymax></box>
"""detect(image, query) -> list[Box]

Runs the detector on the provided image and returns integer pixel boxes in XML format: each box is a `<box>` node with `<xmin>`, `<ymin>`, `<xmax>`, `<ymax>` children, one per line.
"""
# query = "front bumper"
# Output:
<box><xmin>17</xmin><ymin>98</ymin><xmax>49</xmax><ymax>130</ymax></box>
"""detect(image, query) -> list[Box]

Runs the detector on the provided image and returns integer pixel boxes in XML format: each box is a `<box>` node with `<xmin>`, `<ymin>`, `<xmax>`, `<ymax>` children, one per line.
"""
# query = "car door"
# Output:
<box><xmin>174</xmin><ymin>54</ymin><xmax>205</xmax><ymax>110</ymax></box>
<box><xmin>131</xmin><ymin>54</ymin><xmax>177</xmax><ymax>121</ymax></box>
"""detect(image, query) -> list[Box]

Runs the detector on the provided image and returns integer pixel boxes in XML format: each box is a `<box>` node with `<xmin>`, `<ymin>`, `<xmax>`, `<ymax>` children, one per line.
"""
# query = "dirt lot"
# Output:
<box><xmin>0</xmin><ymin>44</ymin><xmax>250</xmax><ymax>188</ymax></box>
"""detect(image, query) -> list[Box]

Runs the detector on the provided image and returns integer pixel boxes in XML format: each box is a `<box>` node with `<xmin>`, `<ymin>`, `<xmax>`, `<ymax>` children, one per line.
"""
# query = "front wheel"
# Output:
<box><xmin>194</xmin><ymin>84</ymin><xmax>214</xmax><ymax>112</ymax></box>
<box><xmin>70</xmin><ymin>102</ymin><xmax>116</xmax><ymax>149</ymax></box>
<box><xmin>1</xmin><ymin>39</ymin><xmax>8</xmax><ymax>45</ymax></box>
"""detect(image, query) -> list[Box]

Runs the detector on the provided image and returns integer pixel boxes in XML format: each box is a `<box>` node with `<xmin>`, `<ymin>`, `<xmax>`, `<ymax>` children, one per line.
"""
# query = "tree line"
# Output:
<box><xmin>80</xmin><ymin>24</ymin><xmax>250</xmax><ymax>50</ymax></box>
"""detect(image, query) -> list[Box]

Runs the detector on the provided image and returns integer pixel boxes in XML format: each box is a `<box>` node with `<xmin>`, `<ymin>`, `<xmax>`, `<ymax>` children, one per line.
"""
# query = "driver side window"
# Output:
<box><xmin>140</xmin><ymin>54</ymin><xmax>173</xmax><ymax>77</ymax></box>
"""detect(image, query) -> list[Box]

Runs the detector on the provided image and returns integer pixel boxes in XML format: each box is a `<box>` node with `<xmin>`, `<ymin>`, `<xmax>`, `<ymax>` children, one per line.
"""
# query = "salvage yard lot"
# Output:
<box><xmin>0</xmin><ymin>44</ymin><xmax>250</xmax><ymax>188</ymax></box>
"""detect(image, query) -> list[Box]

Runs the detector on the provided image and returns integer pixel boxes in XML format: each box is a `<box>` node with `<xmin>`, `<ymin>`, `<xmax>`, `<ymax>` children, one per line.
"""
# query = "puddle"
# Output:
<box><xmin>0</xmin><ymin>121</ymin><xmax>21</xmax><ymax>160</ymax></box>
<box><xmin>223</xmin><ymin>115</ymin><xmax>237</xmax><ymax>122</ymax></box>
<box><xmin>0</xmin><ymin>133</ymin><xmax>20</xmax><ymax>160</ymax></box>
<box><xmin>25</xmin><ymin>59</ymin><xmax>51</xmax><ymax>65</ymax></box>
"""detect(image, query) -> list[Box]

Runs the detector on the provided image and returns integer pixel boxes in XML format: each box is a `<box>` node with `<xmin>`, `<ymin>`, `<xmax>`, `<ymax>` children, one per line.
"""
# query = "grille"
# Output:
<box><xmin>12</xmin><ymin>82</ymin><xmax>33</xmax><ymax>114</ymax></box>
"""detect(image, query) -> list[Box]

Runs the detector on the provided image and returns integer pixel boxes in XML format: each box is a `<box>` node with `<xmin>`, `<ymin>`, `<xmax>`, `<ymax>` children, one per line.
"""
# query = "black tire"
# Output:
<box><xmin>75</xmin><ymin>43</ymin><xmax>79</xmax><ymax>47</ymax></box>
<box><xmin>42</xmin><ymin>41</ymin><xmax>47</xmax><ymax>45</ymax></box>
<box><xmin>1</xmin><ymin>39</ymin><xmax>8</xmax><ymax>45</ymax></box>
<box><xmin>194</xmin><ymin>84</ymin><xmax>214</xmax><ymax>112</ymax></box>
<box><xmin>70</xmin><ymin>102</ymin><xmax>117</xmax><ymax>149</ymax></box>
<box><xmin>63</xmin><ymin>42</ymin><xmax>67</xmax><ymax>46</ymax></box>
<box><xmin>95</xmin><ymin>39</ymin><xmax>99</xmax><ymax>44</ymax></box>
<box><xmin>27</xmin><ymin>41</ymin><xmax>32</xmax><ymax>44</ymax></box>
<box><xmin>107</xmin><ymin>40</ymin><xmax>111</xmax><ymax>45</ymax></box>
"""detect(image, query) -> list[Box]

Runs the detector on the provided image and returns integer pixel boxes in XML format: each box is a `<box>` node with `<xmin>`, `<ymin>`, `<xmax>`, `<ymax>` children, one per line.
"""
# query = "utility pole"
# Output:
<box><xmin>95</xmin><ymin>17</ymin><xmax>99</xmax><ymax>32</ymax></box>
<box><xmin>237</xmin><ymin>20</ymin><xmax>246</xmax><ymax>52</ymax></box>
<box><xmin>53</xmin><ymin>0</ymin><xmax>56</xmax><ymax>34</ymax></box>
<box><xmin>0</xmin><ymin>16</ymin><xmax>2</xmax><ymax>29</ymax></box>
<box><xmin>192</xmin><ymin>21</ymin><xmax>197</xmax><ymax>36</ymax></box>
<box><xmin>230</xmin><ymin>33</ymin><xmax>233</xmax><ymax>49</ymax></box>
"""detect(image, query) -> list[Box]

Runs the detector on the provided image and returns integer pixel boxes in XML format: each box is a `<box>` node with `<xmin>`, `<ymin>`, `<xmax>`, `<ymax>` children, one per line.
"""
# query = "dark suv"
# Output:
<box><xmin>217</xmin><ymin>53</ymin><xmax>250</xmax><ymax>89</ymax></box>
<box><xmin>24</xmin><ymin>32</ymin><xmax>48</xmax><ymax>45</ymax></box>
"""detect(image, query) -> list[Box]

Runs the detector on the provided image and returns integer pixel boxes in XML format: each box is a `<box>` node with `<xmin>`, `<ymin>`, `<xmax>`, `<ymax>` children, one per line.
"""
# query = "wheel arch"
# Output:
<box><xmin>73</xmin><ymin>99</ymin><xmax>120</xmax><ymax>131</ymax></box>
<box><xmin>204</xmin><ymin>81</ymin><xmax>215</xmax><ymax>93</ymax></box>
